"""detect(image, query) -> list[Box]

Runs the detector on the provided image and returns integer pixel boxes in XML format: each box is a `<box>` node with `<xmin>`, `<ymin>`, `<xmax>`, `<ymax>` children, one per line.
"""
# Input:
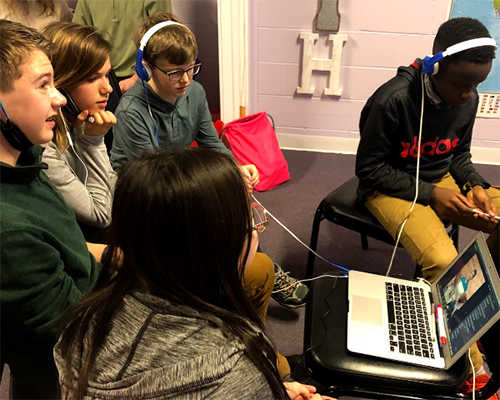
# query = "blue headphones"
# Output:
<box><xmin>135</xmin><ymin>21</ymin><xmax>187</xmax><ymax>81</ymax></box>
<box><xmin>422</xmin><ymin>37</ymin><xmax>497</xmax><ymax>75</ymax></box>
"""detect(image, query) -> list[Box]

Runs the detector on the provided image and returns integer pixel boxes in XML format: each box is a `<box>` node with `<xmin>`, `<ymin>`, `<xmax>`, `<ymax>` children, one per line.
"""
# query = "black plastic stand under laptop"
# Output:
<box><xmin>303</xmin><ymin>275</ymin><xmax>474</xmax><ymax>399</ymax></box>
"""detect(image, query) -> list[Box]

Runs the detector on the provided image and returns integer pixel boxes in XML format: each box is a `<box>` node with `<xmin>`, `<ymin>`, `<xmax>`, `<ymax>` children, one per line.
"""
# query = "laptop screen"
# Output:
<box><xmin>435</xmin><ymin>235</ymin><xmax>500</xmax><ymax>359</ymax></box>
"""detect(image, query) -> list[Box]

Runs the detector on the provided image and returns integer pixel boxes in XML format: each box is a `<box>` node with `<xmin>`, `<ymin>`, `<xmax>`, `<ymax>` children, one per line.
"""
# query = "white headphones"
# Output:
<box><xmin>135</xmin><ymin>21</ymin><xmax>187</xmax><ymax>81</ymax></box>
<box><xmin>422</xmin><ymin>37</ymin><xmax>497</xmax><ymax>75</ymax></box>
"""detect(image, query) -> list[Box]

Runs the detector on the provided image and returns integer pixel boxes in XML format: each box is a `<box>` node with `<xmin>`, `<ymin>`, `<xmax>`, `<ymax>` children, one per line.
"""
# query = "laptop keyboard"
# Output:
<box><xmin>385</xmin><ymin>282</ymin><xmax>435</xmax><ymax>359</ymax></box>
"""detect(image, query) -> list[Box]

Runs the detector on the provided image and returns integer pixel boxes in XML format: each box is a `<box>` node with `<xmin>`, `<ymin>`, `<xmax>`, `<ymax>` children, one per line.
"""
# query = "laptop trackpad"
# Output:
<box><xmin>351</xmin><ymin>295</ymin><xmax>383</xmax><ymax>325</ymax></box>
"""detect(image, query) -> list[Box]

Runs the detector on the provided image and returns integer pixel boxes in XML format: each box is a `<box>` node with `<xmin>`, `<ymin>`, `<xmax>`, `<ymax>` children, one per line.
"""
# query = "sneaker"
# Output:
<box><xmin>461</xmin><ymin>373</ymin><xmax>499</xmax><ymax>400</ymax></box>
<box><xmin>271</xmin><ymin>263</ymin><xmax>308</xmax><ymax>308</ymax></box>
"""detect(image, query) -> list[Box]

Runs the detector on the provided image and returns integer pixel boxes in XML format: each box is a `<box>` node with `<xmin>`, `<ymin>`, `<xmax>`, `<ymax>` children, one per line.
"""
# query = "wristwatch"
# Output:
<box><xmin>462</xmin><ymin>181</ymin><xmax>486</xmax><ymax>195</ymax></box>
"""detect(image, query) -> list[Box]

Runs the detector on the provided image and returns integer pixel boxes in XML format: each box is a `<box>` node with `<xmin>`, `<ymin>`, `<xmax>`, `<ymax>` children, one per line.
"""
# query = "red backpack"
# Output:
<box><xmin>221</xmin><ymin>112</ymin><xmax>290</xmax><ymax>191</ymax></box>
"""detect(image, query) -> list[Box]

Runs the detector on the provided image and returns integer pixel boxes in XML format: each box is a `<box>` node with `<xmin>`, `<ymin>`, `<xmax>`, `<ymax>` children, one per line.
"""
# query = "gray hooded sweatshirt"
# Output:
<box><xmin>54</xmin><ymin>292</ymin><xmax>276</xmax><ymax>399</ymax></box>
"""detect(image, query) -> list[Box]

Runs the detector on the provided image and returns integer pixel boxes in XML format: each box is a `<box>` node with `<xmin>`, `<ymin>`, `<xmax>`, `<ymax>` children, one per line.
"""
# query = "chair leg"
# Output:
<box><xmin>361</xmin><ymin>234</ymin><xmax>369</xmax><ymax>250</ymax></box>
<box><xmin>414</xmin><ymin>263</ymin><xmax>422</xmax><ymax>279</ymax></box>
<box><xmin>306</xmin><ymin>202</ymin><xmax>325</xmax><ymax>281</ymax></box>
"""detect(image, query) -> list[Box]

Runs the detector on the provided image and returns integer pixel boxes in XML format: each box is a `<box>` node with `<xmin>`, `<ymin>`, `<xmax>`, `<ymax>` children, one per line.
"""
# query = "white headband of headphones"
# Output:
<box><xmin>139</xmin><ymin>21</ymin><xmax>188</xmax><ymax>51</ymax></box>
<box><xmin>444</xmin><ymin>37</ymin><xmax>497</xmax><ymax>56</ymax></box>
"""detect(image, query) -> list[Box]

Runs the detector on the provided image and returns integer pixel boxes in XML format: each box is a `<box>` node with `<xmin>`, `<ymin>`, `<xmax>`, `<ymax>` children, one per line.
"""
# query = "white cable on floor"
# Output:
<box><xmin>251</xmin><ymin>194</ymin><xmax>349</xmax><ymax>274</ymax></box>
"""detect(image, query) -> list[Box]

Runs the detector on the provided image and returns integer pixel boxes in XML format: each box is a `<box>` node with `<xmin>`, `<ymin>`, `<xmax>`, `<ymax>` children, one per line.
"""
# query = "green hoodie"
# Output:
<box><xmin>1</xmin><ymin>146</ymin><xmax>100</xmax><ymax>356</ymax></box>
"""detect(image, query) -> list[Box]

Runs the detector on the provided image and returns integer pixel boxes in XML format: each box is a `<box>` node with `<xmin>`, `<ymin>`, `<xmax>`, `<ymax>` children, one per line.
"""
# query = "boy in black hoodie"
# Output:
<box><xmin>355</xmin><ymin>17</ymin><xmax>499</xmax><ymax>395</ymax></box>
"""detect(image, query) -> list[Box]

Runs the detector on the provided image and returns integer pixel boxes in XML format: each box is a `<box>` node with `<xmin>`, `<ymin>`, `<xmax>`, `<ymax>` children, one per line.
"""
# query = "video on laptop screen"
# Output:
<box><xmin>435</xmin><ymin>239</ymin><xmax>500</xmax><ymax>358</ymax></box>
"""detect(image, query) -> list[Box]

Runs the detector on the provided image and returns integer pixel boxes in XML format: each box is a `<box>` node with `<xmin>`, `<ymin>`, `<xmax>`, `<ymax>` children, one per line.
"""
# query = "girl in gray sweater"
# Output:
<box><xmin>41</xmin><ymin>22</ymin><xmax>117</xmax><ymax>228</ymax></box>
<box><xmin>55</xmin><ymin>148</ymin><xmax>330</xmax><ymax>399</ymax></box>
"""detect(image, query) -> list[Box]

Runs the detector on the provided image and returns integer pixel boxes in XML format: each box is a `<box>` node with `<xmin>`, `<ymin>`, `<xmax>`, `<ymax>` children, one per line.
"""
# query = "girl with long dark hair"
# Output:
<box><xmin>55</xmin><ymin>147</ymin><xmax>330</xmax><ymax>399</ymax></box>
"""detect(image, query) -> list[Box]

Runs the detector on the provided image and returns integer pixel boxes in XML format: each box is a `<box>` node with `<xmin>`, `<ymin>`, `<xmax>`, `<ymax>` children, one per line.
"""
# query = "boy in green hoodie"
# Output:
<box><xmin>0</xmin><ymin>20</ymin><xmax>104</xmax><ymax>399</ymax></box>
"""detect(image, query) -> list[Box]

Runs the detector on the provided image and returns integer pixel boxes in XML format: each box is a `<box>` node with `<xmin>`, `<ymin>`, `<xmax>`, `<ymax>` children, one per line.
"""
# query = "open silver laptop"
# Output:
<box><xmin>347</xmin><ymin>232</ymin><xmax>500</xmax><ymax>369</ymax></box>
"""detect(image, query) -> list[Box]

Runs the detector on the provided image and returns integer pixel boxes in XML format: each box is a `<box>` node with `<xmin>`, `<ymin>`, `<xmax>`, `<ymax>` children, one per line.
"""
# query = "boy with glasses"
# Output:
<box><xmin>111</xmin><ymin>12</ymin><xmax>308</xmax><ymax>310</ymax></box>
<box><xmin>110</xmin><ymin>12</ymin><xmax>235</xmax><ymax>171</ymax></box>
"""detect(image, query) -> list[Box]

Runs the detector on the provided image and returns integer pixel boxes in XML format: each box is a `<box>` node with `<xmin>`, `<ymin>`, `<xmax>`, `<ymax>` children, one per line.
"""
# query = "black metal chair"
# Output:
<box><xmin>303</xmin><ymin>274</ymin><xmax>499</xmax><ymax>399</ymax></box>
<box><xmin>306</xmin><ymin>176</ymin><xmax>459</xmax><ymax>279</ymax></box>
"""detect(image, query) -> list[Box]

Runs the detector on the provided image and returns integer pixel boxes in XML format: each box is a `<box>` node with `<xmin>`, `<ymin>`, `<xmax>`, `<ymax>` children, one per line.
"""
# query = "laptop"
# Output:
<box><xmin>347</xmin><ymin>231</ymin><xmax>500</xmax><ymax>369</ymax></box>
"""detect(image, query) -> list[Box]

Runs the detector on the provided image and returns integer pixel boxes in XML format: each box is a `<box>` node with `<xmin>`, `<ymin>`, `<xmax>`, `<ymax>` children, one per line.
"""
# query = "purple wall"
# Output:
<box><xmin>249</xmin><ymin>0</ymin><xmax>500</xmax><ymax>153</ymax></box>
<box><xmin>68</xmin><ymin>0</ymin><xmax>498</xmax><ymax>153</ymax></box>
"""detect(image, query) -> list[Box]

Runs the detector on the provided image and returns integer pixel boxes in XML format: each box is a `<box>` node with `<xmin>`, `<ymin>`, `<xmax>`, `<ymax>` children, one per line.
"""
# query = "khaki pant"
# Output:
<box><xmin>365</xmin><ymin>173</ymin><xmax>500</xmax><ymax>371</ymax></box>
<box><xmin>242</xmin><ymin>252</ymin><xmax>291</xmax><ymax>378</ymax></box>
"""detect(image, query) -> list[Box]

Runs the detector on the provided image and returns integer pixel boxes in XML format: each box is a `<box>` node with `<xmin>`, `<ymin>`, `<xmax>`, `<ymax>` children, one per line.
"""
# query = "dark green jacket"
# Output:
<box><xmin>1</xmin><ymin>146</ymin><xmax>100</xmax><ymax>355</ymax></box>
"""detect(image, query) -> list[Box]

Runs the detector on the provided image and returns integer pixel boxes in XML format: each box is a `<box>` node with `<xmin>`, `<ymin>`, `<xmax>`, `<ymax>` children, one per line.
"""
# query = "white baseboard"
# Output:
<box><xmin>470</xmin><ymin>146</ymin><xmax>500</xmax><ymax>166</ymax></box>
<box><xmin>277</xmin><ymin>133</ymin><xmax>500</xmax><ymax>166</ymax></box>
<box><xmin>277</xmin><ymin>133</ymin><xmax>359</xmax><ymax>154</ymax></box>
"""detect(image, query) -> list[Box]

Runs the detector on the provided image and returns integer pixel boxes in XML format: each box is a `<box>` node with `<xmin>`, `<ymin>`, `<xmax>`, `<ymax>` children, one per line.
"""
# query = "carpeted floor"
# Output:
<box><xmin>1</xmin><ymin>150</ymin><xmax>499</xmax><ymax>399</ymax></box>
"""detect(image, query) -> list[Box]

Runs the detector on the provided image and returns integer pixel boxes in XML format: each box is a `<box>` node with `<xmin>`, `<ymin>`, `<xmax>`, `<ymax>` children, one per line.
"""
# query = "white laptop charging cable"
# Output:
<box><xmin>469</xmin><ymin>348</ymin><xmax>476</xmax><ymax>399</ymax></box>
<box><xmin>271</xmin><ymin>274</ymin><xmax>347</xmax><ymax>294</ymax></box>
<box><xmin>468</xmin><ymin>348</ymin><xmax>476</xmax><ymax>400</ymax></box>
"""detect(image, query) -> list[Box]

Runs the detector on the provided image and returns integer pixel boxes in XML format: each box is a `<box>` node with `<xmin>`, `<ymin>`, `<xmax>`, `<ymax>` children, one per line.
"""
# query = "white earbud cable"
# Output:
<box><xmin>251</xmin><ymin>194</ymin><xmax>349</xmax><ymax>274</ymax></box>
<box><xmin>385</xmin><ymin>75</ymin><xmax>425</xmax><ymax>276</ymax></box>
<box><xmin>57</xmin><ymin>110</ymin><xmax>105</xmax><ymax>204</ymax></box>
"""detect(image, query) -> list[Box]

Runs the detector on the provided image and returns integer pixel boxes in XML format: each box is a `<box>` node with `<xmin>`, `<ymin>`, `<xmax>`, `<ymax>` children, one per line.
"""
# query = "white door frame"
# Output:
<box><xmin>217</xmin><ymin>0</ymin><xmax>249</xmax><ymax>122</ymax></box>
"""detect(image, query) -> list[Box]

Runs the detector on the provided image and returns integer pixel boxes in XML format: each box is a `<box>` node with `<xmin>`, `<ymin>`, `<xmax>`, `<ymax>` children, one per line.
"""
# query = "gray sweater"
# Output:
<box><xmin>42</xmin><ymin>128</ymin><xmax>117</xmax><ymax>228</ymax></box>
<box><xmin>54</xmin><ymin>292</ymin><xmax>276</xmax><ymax>399</ymax></box>
<box><xmin>110</xmin><ymin>80</ymin><xmax>232</xmax><ymax>171</ymax></box>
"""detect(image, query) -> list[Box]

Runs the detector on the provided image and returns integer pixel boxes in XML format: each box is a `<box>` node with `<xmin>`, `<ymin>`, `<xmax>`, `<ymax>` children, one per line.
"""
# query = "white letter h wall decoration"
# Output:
<box><xmin>297</xmin><ymin>33</ymin><xmax>348</xmax><ymax>96</ymax></box>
